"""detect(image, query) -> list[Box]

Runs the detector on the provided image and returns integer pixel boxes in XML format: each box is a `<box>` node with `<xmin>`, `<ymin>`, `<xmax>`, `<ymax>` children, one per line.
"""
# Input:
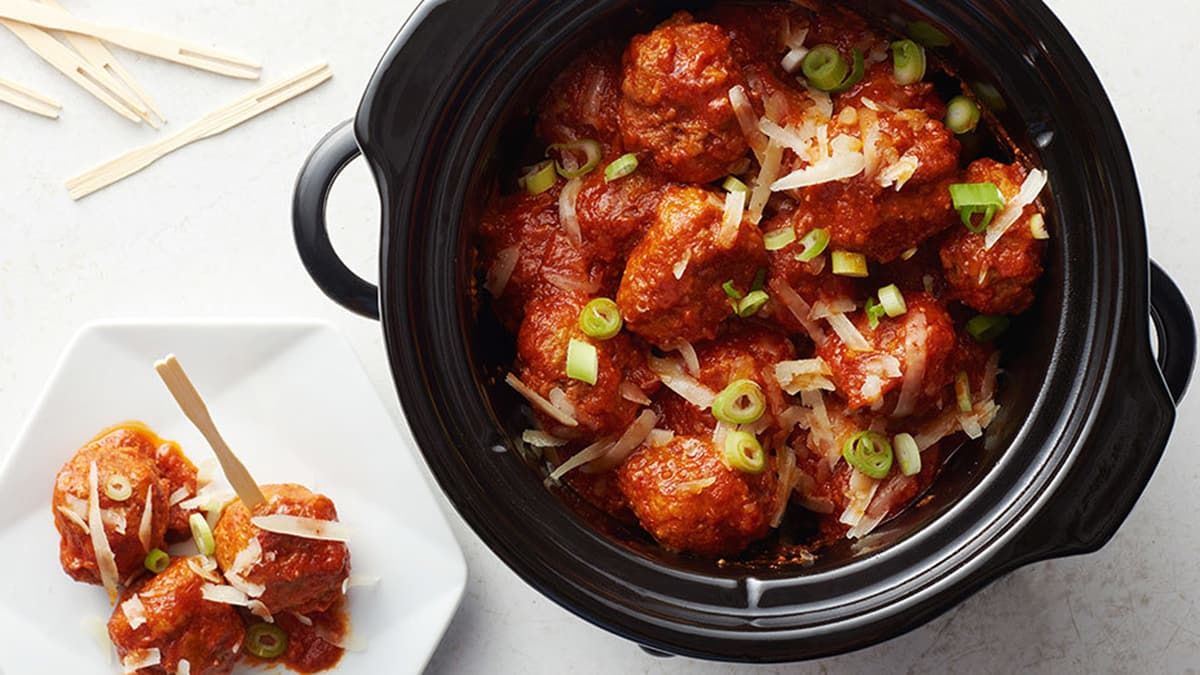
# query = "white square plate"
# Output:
<box><xmin>0</xmin><ymin>319</ymin><xmax>466</xmax><ymax>674</ymax></box>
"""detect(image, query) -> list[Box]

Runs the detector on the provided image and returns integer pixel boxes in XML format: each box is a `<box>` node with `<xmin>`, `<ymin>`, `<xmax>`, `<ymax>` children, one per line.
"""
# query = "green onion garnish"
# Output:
<box><xmin>189</xmin><ymin>512</ymin><xmax>215</xmax><ymax>556</ymax></box>
<box><xmin>549</xmin><ymin>138</ymin><xmax>603</xmax><ymax>178</ymax></box>
<box><xmin>894</xmin><ymin>433</ymin><xmax>921</xmax><ymax>476</ymax></box>
<box><xmin>604</xmin><ymin>153</ymin><xmax>639</xmax><ymax>183</ymax></box>
<box><xmin>723</xmin><ymin>430</ymin><xmax>766</xmax><ymax>474</ymax></box>
<box><xmin>517</xmin><ymin>160</ymin><xmax>557</xmax><ymax>195</ymax></box>
<box><xmin>865</xmin><ymin>297</ymin><xmax>885</xmax><ymax>330</ymax></box>
<box><xmin>763</xmin><ymin>228</ymin><xmax>796</xmax><ymax>251</ymax></box>
<box><xmin>737</xmin><ymin>290</ymin><xmax>769</xmax><ymax>318</ymax></box>
<box><xmin>955</xmin><ymin>371</ymin><xmax>973</xmax><ymax>412</ymax></box>
<box><xmin>907</xmin><ymin>21</ymin><xmax>951</xmax><ymax>47</ymax></box>
<box><xmin>966</xmin><ymin>314</ymin><xmax>1010</xmax><ymax>342</ymax></box>
<box><xmin>722</xmin><ymin>280</ymin><xmax>743</xmax><ymax>300</ymax></box>
<box><xmin>843</xmin><ymin>431</ymin><xmax>893</xmax><ymax>479</ymax></box>
<box><xmin>1029</xmin><ymin>213</ymin><xmax>1049</xmax><ymax>240</ymax></box>
<box><xmin>713</xmin><ymin>380</ymin><xmax>766</xmax><ymax>425</ymax></box>
<box><xmin>246</xmin><ymin>623</ymin><xmax>289</xmax><ymax>659</ymax></box>
<box><xmin>945</xmin><ymin>96</ymin><xmax>981</xmax><ymax>135</ymax></box>
<box><xmin>972</xmin><ymin>81</ymin><xmax>1007</xmax><ymax>112</ymax></box>
<box><xmin>579</xmin><ymin>298</ymin><xmax>622</xmax><ymax>340</ymax></box>
<box><xmin>144</xmin><ymin>548</ymin><xmax>170</xmax><ymax>574</ymax></box>
<box><xmin>949</xmin><ymin>182</ymin><xmax>1005</xmax><ymax>233</ymax></box>
<box><xmin>723</xmin><ymin>176</ymin><xmax>750</xmax><ymax>193</ymax></box>
<box><xmin>795</xmin><ymin>228</ymin><xmax>831</xmax><ymax>262</ymax></box>
<box><xmin>103</xmin><ymin>474</ymin><xmax>132</xmax><ymax>501</ymax></box>
<box><xmin>750</xmin><ymin>268</ymin><xmax>767</xmax><ymax>293</ymax></box>
<box><xmin>831</xmin><ymin>250</ymin><xmax>869</xmax><ymax>277</ymax></box>
<box><xmin>900</xmin><ymin>247</ymin><xmax>918</xmax><ymax>261</ymax></box>
<box><xmin>802</xmin><ymin>45</ymin><xmax>865</xmax><ymax>93</ymax></box>
<box><xmin>877</xmin><ymin>284</ymin><xmax>907</xmax><ymax>317</ymax></box>
<box><xmin>565</xmin><ymin>339</ymin><xmax>598</xmax><ymax>385</ymax></box>
<box><xmin>890</xmin><ymin>40</ymin><xmax>926</xmax><ymax>85</ymax></box>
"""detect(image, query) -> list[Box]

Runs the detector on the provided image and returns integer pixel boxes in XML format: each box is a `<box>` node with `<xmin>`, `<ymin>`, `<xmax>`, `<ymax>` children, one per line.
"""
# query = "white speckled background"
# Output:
<box><xmin>0</xmin><ymin>1</ymin><xmax>1195</xmax><ymax>673</ymax></box>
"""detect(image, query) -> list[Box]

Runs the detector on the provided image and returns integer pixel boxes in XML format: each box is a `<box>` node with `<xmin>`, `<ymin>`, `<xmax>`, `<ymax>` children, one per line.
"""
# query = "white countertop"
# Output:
<box><xmin>1</xmin><ymin>1</ymin><xmax>1196</xmax><ymax>673</ymax></box>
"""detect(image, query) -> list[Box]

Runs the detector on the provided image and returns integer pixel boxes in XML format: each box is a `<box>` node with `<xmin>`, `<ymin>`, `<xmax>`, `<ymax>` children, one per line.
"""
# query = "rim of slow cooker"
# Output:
<box><xmin>367</xmin><ymin>0</ymin><xmax>1157</xmax><ymax>660</ymax></box>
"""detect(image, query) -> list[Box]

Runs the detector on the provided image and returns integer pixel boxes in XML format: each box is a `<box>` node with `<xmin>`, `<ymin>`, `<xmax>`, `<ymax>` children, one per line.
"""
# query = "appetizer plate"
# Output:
<box><xmin>0</xmin><ymin>319</ymin><xmax>467</xmax><ymax>674</ymax></box>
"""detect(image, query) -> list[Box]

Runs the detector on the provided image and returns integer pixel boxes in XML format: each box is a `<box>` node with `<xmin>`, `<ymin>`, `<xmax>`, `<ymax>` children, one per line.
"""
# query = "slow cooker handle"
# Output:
<box><xmin>292</xmin><ymin>119</ymin><xmax>381</xmax><ymax>320</ymax></box>
<box><xmin>995</xmin><ymin>260</ymin><xmax>1193</xmax><ymax>570</ymax></box>
<box><xmin>1149</xmin><ymin>261</ymin><xmax>1195</xmax><ymax>403</ymax></box>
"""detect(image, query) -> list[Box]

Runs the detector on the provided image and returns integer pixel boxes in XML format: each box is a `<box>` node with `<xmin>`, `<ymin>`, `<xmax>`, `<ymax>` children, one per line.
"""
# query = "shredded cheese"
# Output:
<box><xmin>121</xmin><ymin>647</ymin><xmax>161</xmax><ymax>673</ymax></box>
<box><xmin>120</xmin><ymin>594</ymin><xmax>147</xmax><ymax>630</ymax></box>
<box><xmin>647</xmin><ymin>356</ymin><xmax>715</xmax><ymax>408</ymax></box>
<box><xmin>57</xmin><ymin>505</ymin><xmax>89</xmax><ymax>533</ymax></box>
<box><xmin>87</xmin><ymin>461</ymin><xmax>120</xmax><ymax>602</ymax></box>
<box><xmin>825</xmin><ymin>312</ymin><xmax>872</xmax><ymax>352</ymax></box>
<box><xmin>251</xmin><ymin>515</ymin><xmax>352</xmax><ymax>542</ymax></box>
<box><xmin>138</xmin><ymin>486</ymin><xmax>154</xmax><ymax>552</ymax></box>
<box><xmin>984</xmin><ymin>169</ymin><xmax>1048</xmax><ymax>249</ymax></box>
<box><xmin>504</xmin><ymin>373</ymin><xmax>579</xmax><ymax>427</ymax></box>
<box><xmin>485</xmin><ymin>247</ymin><xmax>520</xmax><ymax>298</ymax></box>
<box><xmin>772</xmin><ymin>134</ymin><xmax>866</xmax><ymax>190</ymax></box>
<box><xmin>521</xmin><ymin>430</ymin><xmax>567</xmax><ymax>447</ymax></box>
<box><xmin>774</xmin><ymin>359</ymin><xmax>836</xmax><ymax>394</ymax></box>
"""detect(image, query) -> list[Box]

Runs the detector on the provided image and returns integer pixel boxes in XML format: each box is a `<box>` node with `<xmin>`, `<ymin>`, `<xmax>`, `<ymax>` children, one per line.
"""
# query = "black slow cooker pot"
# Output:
<box><xmin>293</xmin><ymin>0</ymin><xmax>1196</xmax><ymax>661</ymax></box>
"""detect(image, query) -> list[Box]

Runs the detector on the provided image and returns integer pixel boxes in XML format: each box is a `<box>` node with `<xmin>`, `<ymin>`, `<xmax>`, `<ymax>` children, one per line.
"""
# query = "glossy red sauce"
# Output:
<box><xmin>243</xmin><ymin>603</ymin><xmax>347</xmax><ymax>674</ymax></box>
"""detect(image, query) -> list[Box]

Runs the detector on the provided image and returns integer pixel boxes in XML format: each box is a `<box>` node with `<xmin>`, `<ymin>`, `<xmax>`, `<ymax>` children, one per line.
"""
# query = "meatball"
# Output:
<box><xmin>108</xmin><ymin>557</ymin><xmax>244</xmax><ymax>675</ymax></box>
<box><xmin>213</xmin><ymin>484</ymin><xmax>350</xmax><ymax>615</ymax></box>
<box><xmin>619</xmin><ymin>13</ymin><xmax>748</xmax><ymax>183</ymax></box>
<box><xmin>939</xmin><ymin>159</ymin><xmax>1046</xmax><ymax>314</ymax></box>
<box><xmin>478</xmin><ymin>185</ymin><xmax>568</xmax><ymax>331</ymax></box>
<box><xmin>574</xmin><ymin>162</ymin><xmax>667</xmax><ymax>265</ymax></box>
<box><xmin>618</xmin><ymin>436</ymin><xmax>778</xmax><ymax>556</ymax></box>
<box><xmin>701</xmin><ymin>3</ymin><xmax>806</xmax><ymax>65</ymax></box>
<box><xmin>764</xmin><ymin>212</ymin><xmax>864</xmax><ymax>335</ymax></box>
<box><xmin>53</xmin><ymin>426</ymin><xmax>179</xmax><ymax>586</ymax></box>
<box><xmin>537</xmin><ymin>42</ymin><xmax>624</xmax><ymax>148</ymax></box>
<box><xmin>815</xmin><ymin>292</ymin><xmax>957</xmax><ymax>412</ymax></box>
<box><xmin>517</xmin><ymin>289</ymin><xmax>655</xmax><ymax>438</ymax></box>
<box><xmin>618</xmin><ymin>186</ymin><xmax>767</xmax><ymax>347</ymax></box>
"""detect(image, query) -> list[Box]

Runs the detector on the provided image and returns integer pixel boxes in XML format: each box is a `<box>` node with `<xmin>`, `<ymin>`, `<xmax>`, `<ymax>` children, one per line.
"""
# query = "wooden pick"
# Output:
<box><xmin>0</xmin><ymin>0</ymin><xmax>261</xmax><ymax>79</ymax></box>
<box><xmin>38</xmin><ymin>0</ymin><xmax>163</xmax><ymax>127</ymax></box>
<box><xmin>0</xmin><ymin>74</ymin><xmax>60</xmax><ymax>118</ymax></box>
<box><xmin>66</xmin><ymin>64</ymin><xmax>332</xmax><ymax>200</ymax></box>
<box><xmin>1</xmin><ymin>18</ymin><xmax>144</xmax><ymax>122</ymax></box>
<box><xmin>154</xmin><ymin>354</ymin><xmax>266</xmax><ymax>509</ymax></box>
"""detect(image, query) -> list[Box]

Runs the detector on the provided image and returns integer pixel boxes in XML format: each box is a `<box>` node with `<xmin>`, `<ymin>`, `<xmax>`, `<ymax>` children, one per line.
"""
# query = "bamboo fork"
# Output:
<box><xmin>0</xmin><ymin>74</ymin><xmax>59</xmax><ymax>117</ymax></box>
<box><xmin>1</xmin><ymin>17</ymin><xmax>144</xmax><ymax>122</ymax></box>
<box><xmin>66</xmin><ymin>64</ymin><xmax>332</xmax><ymax>200</ymax></box>
<box><xmin>0</xmin><ymin>0</ymin><xmax>261</xmax><ymax>79</ymax></box>
<box><xmin>154</xmin><ymin>355</ymin><xmax>266</xmax><ymax>509</ymax></box>
<box><xmin>37</xmin><ymin>0</ymin><xmax>163</xmax><ymax>127</ymax></box>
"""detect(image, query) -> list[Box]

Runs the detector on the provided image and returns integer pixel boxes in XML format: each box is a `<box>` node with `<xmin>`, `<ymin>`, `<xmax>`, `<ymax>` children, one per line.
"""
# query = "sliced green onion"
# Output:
<box><xmin>750</xmin><ymin>268</ymin><xmax>767</xmax><ymax>292</ymax></box>
<box><xmin>144</xmin><ymin>548</ymin><xmax>170</xmax><ymax>574</ymax></box>
<box><xmin>945</xmin><ymin>96</ymin><xmax>981</xmax><ymax>135</ymax></box>
<box><xmin>579</xmin><ymin>298</ymin><xmax>622</xmax><ymax>340</ymax></box>
<box><xmin>189</xmin><ymin>512</ymin><xmax>215</xmax><ymax>556</ymax></box>
<box><xmin>722</xmin><ymin>280</ymin><xmax>743</xmax><ymax>300</ymax></box>
<box><xmin>955</xmin><ymin>371</ymin><xmax>973</xmax><ymax>412</ymax></box>
<box><xmin>966</xmin><ymin>314</ymin><xmax>1011</xmax><ymax>342</ymax></box>
<box><xmin>831</xmin><ymin>250</ymin><xmax>869</xmax><ymax>277</ymax></box>
<box><xmin>900</xmin><ymin>247</ymin><xmax>919</xmax><ymax>261</ymax></box>
<box><xmin>802</xmin><ymin>45</ymin><xmax>848</xmax><ymax>92</ymax></box>
<box><xmin>246</xmin><ymin>623</ymin><xmax>289</xmax><ymax>659</ymax></box>
<box><xmin>877</xmin><ymin>284</ymin><xmax>907</xmax><ymax>317</ymax></box>
<box><xmin>713</xmin><ymin>380</ymin><xmax>766</xmax><ymax>425</ymax></box>
<box><xmin>796</xmin><ymin>228</ymin><xmax>831</xmax><ymax>262</ymax></box>
<box><xmin>737</xmin><ymin>290</ymin><xmax>770</xmax><ymax>318</ymax></box>
<box><xmin>723</xmin><ymin>430</ymin><xmax>766</xmax><ymax>474</ymax></box>
<box><xmin>764</xmin><ymin>228</ymin><xmax>796</xmax><ymax>251</ymax></box>
<box><xmin>103</xmin><ymin>474</ymin><xmax>132</xmax><ymax>501</ymax></box>
<box><xmin>1029</xmin><ymin>213</ymin><xmax>1049</xmax><ymax>240</ymax></box>
<box><xmin>891</xmin><ymin>40</ymin><xmax>926</xmax><ymax>85</ymax></box>
<box><xmin>949</xmin><ymin>182</ymin><xmax>1005</xmax><ymax>233</ymax></box>
<box><xmin>842</xmin><ymin>431</ymin><xmax>893</xmax><ymax>479</ymax></box>
<box><xmin>865</xmin><ymin>297</ymin><xmax>886</xmax><ymax>330</ymax></box>
<box><xmin>894</xmin><ymin>433</ymin><xmax>921</xmax><ymax>476</ymax></box>
<box><xmin>907</xmin><ymin>21</ymin><xmax>951</xmax><ymax>47</ymax></box>
<box><xmin>803</xmin><ymin>46</ymin><xmax>864</xmax><ymax>93</ymax></box>
<box><xmin>518</xmin><ymin>160</ymin><xmax>557</xmax><ymax>195</ymax></box>
<box><xmin>723</xmin><ymin>176</ymin><xmax>750</xmax><ymax>193</ymax></box>
<box><xmin>604</xmin><ymin>153</ymin><xmax>639</xmax><ymax>182</ymax></box>
<box><xmin>565</xmin><ymin>339</ymin><xmax>598</xmax><ymax>385</ymax></box>
<box><xmin>549</xmin><ymin>139</ymin><xmax>603</xmax><ymax>178</ymax></box>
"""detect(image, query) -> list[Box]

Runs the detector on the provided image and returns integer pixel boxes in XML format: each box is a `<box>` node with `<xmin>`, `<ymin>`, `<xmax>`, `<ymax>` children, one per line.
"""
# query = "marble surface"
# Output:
<box><xmin>0</xmin><ymin>1</ymin><xmax>1196</xmax><ymax>673</ymax></box>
